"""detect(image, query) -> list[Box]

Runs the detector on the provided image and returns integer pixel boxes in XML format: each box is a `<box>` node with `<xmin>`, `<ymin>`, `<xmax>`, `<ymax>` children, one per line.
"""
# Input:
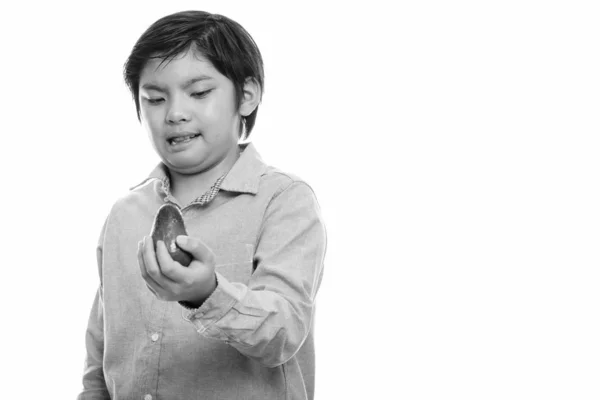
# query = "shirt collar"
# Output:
<box><xmin>129</xmin><ymin>142</ymin><xmax>266</xmax><ymax>195</ymax></box>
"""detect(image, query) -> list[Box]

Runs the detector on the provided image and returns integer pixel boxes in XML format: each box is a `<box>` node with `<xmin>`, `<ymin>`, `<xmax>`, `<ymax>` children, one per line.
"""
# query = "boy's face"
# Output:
<box><xmin>138</xmin><ymin>50</ymin><xmax>242</xmax><ymax>176</ymax></box>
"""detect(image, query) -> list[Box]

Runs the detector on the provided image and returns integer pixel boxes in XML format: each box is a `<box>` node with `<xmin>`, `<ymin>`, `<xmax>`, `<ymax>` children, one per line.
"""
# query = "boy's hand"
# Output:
<box><xmin>137</xmin><ymin>235</ymin><xmax>217</xmax><ymax>305</ymax></box>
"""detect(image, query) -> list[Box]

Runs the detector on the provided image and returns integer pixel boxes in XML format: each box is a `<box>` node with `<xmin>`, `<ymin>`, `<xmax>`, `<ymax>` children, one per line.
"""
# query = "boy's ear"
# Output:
<box><xmin>239</xmin><ymin>77</ymin><xmax>261</xmax><ymax>117</ymax></box>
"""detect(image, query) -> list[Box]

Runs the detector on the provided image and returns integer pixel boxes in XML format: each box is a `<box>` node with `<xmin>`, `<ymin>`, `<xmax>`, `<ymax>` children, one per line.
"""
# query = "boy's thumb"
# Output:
<box><xmin>176</xmin><ymin>235</ymin><xmax>215</xmax><ymax>264</ymax></box>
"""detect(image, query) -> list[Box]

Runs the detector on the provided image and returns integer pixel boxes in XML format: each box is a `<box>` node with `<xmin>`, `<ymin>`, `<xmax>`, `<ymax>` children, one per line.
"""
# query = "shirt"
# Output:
<box><xmin>78</xmin><ymin>142</ymin><xmax>327</xmax><ymax>400</ymax></box>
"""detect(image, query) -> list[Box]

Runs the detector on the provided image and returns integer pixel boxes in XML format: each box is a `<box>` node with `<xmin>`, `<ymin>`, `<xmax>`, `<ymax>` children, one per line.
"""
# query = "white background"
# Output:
<box><xmin>1</xmin><ymin>1</ymin><xmax>599</xmax><ymax>399</ymax></box>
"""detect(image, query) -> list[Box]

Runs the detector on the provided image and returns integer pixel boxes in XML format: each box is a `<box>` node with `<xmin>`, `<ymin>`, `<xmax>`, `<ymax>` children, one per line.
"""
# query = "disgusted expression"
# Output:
<box><xmin>138</xmin><ymin>49</ymin><xmax>243</xmax><ymax>175</ymax></box>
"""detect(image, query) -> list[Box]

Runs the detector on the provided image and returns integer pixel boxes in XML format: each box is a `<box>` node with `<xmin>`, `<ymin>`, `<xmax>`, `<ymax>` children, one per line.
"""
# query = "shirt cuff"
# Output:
<box><xmin>181</xmin><ymin>271</ymin><xmax>247</xmax><ymax>335</ymax></box>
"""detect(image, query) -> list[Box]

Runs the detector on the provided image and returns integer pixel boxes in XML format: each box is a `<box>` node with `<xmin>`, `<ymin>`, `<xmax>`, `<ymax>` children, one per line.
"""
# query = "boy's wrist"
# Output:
<box><xmin>179</xmin><ymin>274</ymin><xmax>218</xmax><ymax>309</ymax></box>
<box><xmin>179</xmin><ymin>299</ymin><xmax>205</xmax><ymax>310</ymax></box>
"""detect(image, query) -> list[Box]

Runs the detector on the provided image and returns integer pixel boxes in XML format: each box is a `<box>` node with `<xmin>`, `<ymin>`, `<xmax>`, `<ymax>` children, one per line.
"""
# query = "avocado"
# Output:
<box><xmin>150</xmin><ymin>203</ymin><xmax>193</xmax><ymax>267</ymax></box>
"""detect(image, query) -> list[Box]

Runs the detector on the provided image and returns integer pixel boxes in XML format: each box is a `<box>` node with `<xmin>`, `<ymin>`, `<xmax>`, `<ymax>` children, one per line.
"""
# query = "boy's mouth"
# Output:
<box><xmin>167</xmin><ymin>133</ymin><xmax>201</xmax><ymax>146</ymax></box>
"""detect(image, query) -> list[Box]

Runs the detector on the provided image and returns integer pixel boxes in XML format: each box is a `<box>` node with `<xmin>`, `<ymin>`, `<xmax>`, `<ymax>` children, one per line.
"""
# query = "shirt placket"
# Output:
<box><xmin>139</xmin><ymin>174</ymin><xmax>226</xmax><ymax>399</ymax></box>
<box><xmin>139</xmin><ymin>297</ymin><xmax>168</xmax><ymax>400</ymax></box>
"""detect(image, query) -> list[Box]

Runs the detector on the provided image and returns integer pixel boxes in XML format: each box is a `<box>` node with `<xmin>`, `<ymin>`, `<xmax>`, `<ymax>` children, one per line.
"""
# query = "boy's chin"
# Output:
<box><xmin>162</xmin><ymin>153</ymin><xmax>208</xmax><ymax>173</ymax></box>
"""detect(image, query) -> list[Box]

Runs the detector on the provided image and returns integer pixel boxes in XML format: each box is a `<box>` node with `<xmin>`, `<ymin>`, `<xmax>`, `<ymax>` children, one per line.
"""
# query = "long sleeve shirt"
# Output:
<box><xmin>77</xmin><ymin>142</ymin><xmax>327</xmax><ymax>400</ymax></box>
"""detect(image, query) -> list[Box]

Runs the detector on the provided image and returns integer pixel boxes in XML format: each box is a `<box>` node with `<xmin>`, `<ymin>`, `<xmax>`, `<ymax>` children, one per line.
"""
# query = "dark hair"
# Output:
<box><xmin>123</xmin><ymin>10</ymin><xmax>264</xmax><ymax>139</ymax></box>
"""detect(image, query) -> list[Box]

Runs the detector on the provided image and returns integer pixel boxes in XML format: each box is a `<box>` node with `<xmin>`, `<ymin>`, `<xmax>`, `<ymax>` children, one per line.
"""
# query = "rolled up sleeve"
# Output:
<box><xmin>183</xmin><ymin>181</ymin><xmax>327</xmax><ymax>367</ymax></box>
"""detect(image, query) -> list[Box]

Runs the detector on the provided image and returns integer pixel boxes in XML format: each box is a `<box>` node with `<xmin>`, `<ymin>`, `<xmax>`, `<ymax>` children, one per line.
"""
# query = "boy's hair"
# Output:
<box><xmin>123</xmin><ymin>10</ymin><xmax>264</xmax><ymax>139</ymax></box>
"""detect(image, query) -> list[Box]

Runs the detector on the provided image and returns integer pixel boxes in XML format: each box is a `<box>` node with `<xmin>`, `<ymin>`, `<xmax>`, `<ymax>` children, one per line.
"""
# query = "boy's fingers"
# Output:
<box><xmin>155</xmin><ymin>240</ymin><xmax>187</xmax><ymax>282</ymax></box>
<box><xmin>139</xmin><ymin>237</ymin><xmax>169</xmax><ymax>292</ymax></box>
<box><xmin>176</xmin><ymin>236</ymin><xmax>215</xmax><ymax>265</ymax></box>
<box><xmin>145</xmin><ymin>282</ymin><xmax>158</xmax><ymax>297</ymax></box>
<box><xmin>138</xmin><ymin>242</ymin><xmax>158</xmax><ymax>295</ymax></box>
<box><xmin>137</xmin><ymin>241</ymin><xmax>148</xmax><ymax>279</ymax></box>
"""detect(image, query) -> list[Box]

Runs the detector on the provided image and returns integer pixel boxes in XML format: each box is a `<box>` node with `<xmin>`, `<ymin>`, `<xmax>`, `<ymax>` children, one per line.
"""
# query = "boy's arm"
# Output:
<box><xmin>183</xmin><ymin>181</ymin><xmax>327</xmax><ymax>368</ymax></box>
<box><xmin>77</xmin><ymin>221</ymin><xmax>110</xmax><ymax>400</ymax></box>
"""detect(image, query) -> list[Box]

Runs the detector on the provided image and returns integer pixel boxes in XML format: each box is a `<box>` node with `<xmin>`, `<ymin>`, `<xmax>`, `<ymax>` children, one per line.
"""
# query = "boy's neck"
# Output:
<box><xmin>169</xmin><ymin>147</ymin><xmax>241</xmax><ymax>206</ymax></box>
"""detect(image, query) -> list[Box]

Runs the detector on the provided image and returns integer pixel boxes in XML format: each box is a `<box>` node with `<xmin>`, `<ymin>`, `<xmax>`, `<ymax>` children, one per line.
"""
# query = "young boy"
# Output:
<box><xmin>78</xmin><ymin>10</ymin><xmax>326</xmax><ymax>400</ymax></box>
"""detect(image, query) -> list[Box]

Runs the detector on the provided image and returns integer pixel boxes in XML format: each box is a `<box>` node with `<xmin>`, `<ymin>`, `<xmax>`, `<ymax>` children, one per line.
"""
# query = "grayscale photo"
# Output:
<box><xmin>1</xmin><ymin>1</ymin><xmax>598</xmax><ymax>399</ymax></box>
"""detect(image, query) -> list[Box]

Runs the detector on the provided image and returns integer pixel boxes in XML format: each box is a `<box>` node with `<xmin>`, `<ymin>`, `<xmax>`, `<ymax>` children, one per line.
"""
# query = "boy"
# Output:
<box><xmin>78</xmin><ymin>10</ymin><xmax>326</xmax><ymax>400</ymax></box>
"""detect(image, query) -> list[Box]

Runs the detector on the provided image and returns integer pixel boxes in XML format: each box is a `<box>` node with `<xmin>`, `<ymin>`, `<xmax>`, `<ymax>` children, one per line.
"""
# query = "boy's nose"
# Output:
<box><xmin>166</xmin><ymin>109</ymin><xmax>190</xmax><ymax>124</ymax></box>
<box><xmin>166</xmin><ymin>99</ymin><xmax>191</xmax><ymax>123</ymax></box>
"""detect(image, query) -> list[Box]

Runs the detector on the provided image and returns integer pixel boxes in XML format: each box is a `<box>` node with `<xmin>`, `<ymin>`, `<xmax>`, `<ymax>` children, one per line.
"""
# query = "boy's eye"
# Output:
<box><xmin>147</xmin><ymin>98</ymin><xmax>164</xmax><ymax>105</ymax></box>
<box><xmin>192</xmin><ymin>90</ymin><xmax>211</xmax><ymax>98</ymax></box>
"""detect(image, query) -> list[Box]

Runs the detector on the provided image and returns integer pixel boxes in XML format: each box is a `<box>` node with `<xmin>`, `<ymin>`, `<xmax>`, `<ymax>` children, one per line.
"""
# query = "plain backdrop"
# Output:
<box><xmin>1</xmin><ymin>1</ymin><xmax>599</xmax><ymax>399</ymax></box>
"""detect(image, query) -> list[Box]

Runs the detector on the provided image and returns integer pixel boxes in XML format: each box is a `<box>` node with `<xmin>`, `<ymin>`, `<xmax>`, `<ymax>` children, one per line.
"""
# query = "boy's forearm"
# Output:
<box><xmin>77</xmin><ymin>387</ymin><xmax>111</xmax><ymax>400</ymax></box>
<box><xmin>189</xmin><ymin>275</ymin><xmax>319</xmax><ymax>367</ymax></box>
<box><xmin>181</xmin><ymin>181</ymin><xmax>326</xmax><ymax>367</ymax></box>
<box><xmin>78</xmin><ymin>287</ymin><xmax>110</xmax><ymax>399</ymax></box>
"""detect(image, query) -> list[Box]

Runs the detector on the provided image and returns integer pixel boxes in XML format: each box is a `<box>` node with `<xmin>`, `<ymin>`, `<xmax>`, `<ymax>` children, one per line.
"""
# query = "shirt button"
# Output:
<box><xmin>144</xmin><ymin>395</ymin><xmax>152</xmax><ymax>400</ymax></box>
<box><xmin>151</xmin><ymin>333</ymin><xmax>160</xmax><ymax>342</ymax></box>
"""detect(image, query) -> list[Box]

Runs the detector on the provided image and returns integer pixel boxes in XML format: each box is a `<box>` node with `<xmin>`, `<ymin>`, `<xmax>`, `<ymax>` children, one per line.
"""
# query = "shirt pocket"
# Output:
<box><xmin>214</xmin><ymin>243</ymin><xmax>255</xmax><ymax>284</ymax></box>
